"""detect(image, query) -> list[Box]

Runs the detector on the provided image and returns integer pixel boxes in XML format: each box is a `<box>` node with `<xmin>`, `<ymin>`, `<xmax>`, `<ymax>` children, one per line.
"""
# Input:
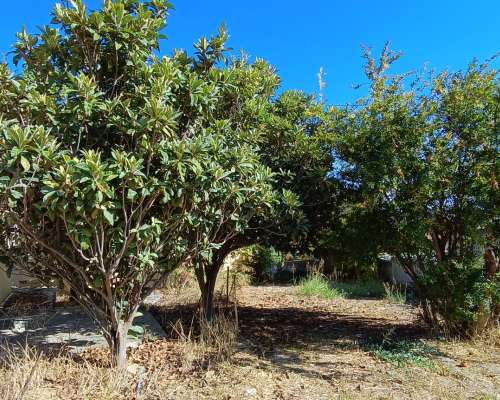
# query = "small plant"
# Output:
<box><xmin>383</xmin><ymin>282</ymin><xmax>407</xmax><ymax>304</ymax></box>
<box><xmin>298</xmin><ymin>274</ymin><xmax>345</xmax><ymax>299</ymax></box>
<box><xmin>368</xmin><ymin>339</ymin><xmax>439</xmax><ymax>369</ymax></box>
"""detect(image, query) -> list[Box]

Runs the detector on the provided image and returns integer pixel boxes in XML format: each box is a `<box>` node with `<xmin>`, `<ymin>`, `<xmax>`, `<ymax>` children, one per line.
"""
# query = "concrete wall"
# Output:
<box><xmin>389</xmin><ymin>258</ymin><xmax>413</xmax><ymax>285</ymax></box>
<box><xmin>379</xmin><ymin>256</ymin><xmax>413</xmax><ymax>285</ymax></box>
<box><xmin>9</xmin><ymin>267</ymin><xmax>41</xmax><ymax>288</ymax></box>
<box><xmin>0</xmin><ymin>264</ymin><xmax>44</xmax><ymax>304</ymax></box>
<box><xmin>0</xmin><ymin>264</ymin><xmax>11</xmax><ymax>303</ymax></box>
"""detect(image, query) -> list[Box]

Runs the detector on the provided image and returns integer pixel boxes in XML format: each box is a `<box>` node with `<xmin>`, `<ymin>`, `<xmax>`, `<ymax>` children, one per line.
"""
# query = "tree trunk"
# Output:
<box><xmin>484</xmin><ymin>247</ymin><xmax>499</xmax><ymax>279</ymax></box>
<box><xmin>201</xmin><ymin>268</ymin><xmax>218</xmax><ymax>321</ymax></box>
<box><xmin>109</xmin><ymin>320</ymin><xmax>132</xmax><ymax>369</ymax></box>
<box><xmin>196</xmin><ymin>240</ymin><xmax>245</xmax><ymax>322</ymax></box>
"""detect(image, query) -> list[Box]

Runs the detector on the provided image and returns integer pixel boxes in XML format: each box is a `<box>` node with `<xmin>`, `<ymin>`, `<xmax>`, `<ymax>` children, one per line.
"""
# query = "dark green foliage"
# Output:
<box><xmin>247</xmin><ymin>245</ymin><xmax>282</xmax><ymax>284</ymax></box>
<box><xmin>328</xmin><ymin>44</ymin><xmax>499</xmax><ymax>335</ymax></box>
<box><xmin>0</xmin><ymin>0</ymin><xmax>278</xmax><ymax>367</ymax></box>
<box><xmin>332</xmin><ymin>280</ymin><xmax>385</xmax><ymax>299</ymax></box>
<box><xmin>418</xmin><ymin>257</ymin><xmax>500</xmax><ymax>334</ymax></box>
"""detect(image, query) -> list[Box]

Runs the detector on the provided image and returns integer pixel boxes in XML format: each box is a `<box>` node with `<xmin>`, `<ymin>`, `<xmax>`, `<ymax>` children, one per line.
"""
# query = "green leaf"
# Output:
<box><xmin>20</xmin><ymin>156</ymin><xmax>30</xmax><ymax>171</ymax></box>
<box><xmin>127</xmin><ymin>189</ymin><xmax>137</xmax><ymax>200</ymax></box>
<box><xmin>10</xmin><ymin>189</ymin><xmax>23</xmax><ymax>199</ymax></box>
<box><xmin>102</xmin><ymin>209</ymin><xmax>114</xmax><ymax>225</ymax></box>
<box><xmin>128</xmin><ymin>324</ymin><xmax>144</xmax><ymax>337</ymax></box>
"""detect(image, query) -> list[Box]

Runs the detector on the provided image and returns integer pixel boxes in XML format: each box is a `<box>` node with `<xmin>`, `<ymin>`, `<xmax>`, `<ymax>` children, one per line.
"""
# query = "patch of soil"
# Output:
<box><xmin>152</xmin><ymin>286</ymin><xmax>427</xmax><ymax>353</ymax></box>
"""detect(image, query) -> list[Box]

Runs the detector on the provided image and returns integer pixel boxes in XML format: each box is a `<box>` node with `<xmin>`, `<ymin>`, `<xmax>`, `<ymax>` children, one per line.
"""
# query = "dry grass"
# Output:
<box><xmin>472</xmin><ymin>325</ymin><xmax>500</xmax><ymax>348</ymax></box>
<box><xmin>169</xmin><ymin>306</ymin><xmax>239</xmax><ymax>370</ymax></box>
<box><xmin>0</xmin><ymin>344</ymin><xmax>137</xmax><ymax>400</ymax></box>
<box><xmin>199</xmin><ymin>308</ymin><xmax>239</xmax><ymax>362</ymax></box>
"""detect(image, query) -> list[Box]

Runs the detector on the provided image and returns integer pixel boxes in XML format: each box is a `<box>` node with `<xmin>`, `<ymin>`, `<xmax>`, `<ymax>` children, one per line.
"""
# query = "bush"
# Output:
<box><xmin>330</xmin><ymin>46</ymin><xmax>499</xmax><ymax>336</ymax></box>
<box><xmin>418</xmin><ymin>257</ymin><xmax>500</xmax><ymax>335</ymax></box>
<box><xmin>250</xmin><ymin>246</ymin><xmax>283</xmax><ymax>283</ymax></box>
<box><xmin>231</xmin><ymin>245</ymin><xmax>283</xmax><ymax>284</ymax></box>
<box><xmin>0</xmin><ymin>0</ymin><xmax>278</xmax><ymax>368</ymax></box>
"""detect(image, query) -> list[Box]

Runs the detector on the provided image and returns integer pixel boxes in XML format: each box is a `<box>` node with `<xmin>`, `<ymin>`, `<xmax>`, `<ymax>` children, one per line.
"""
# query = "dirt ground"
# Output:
<box><xmin>147</xmin><ymin>285</ymin><xmax>500</xmax><ymax>400</ymax></box>
<box><xmin>1</xmin><ymin>285</ymin><xmax>499</xmax><ymax>400</ymax></box>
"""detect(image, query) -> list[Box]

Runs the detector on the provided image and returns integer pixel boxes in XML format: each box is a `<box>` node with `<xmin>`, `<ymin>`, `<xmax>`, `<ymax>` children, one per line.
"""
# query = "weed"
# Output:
<box><xmin>383</xmin><ymin>282</ymin><xmax>407</xmax><ymax>304</ymax></box>
<box><xmin>298</xmin><ymin>274</ymin><xmax>345</xmax><ymax>299</ymax></box>
<box><xmin>367</xmin><ymin>338</ymin><xmax>440</xmax><ymax>369</ymax></box>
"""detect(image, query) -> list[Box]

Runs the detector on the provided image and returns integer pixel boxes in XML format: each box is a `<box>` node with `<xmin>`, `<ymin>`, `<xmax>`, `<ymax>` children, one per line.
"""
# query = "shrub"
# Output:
<box><xmin>418</xmin><ymin>257</ymin><xmax>500</xmax><ymax>335</ymax></box>
<box><xmin>0</xmin><ymin>0</ymin><xmax>276</xmax><ymax>367</ymax></box>
<box><xmin>249</xmin><ymin>245</ymin><xmax>283</xmax><ymax>283</ymax></box>
<box><xmin>330</xmin><ymin>44</ymin><xmax>499</xmax><ymax>335</ymax></box>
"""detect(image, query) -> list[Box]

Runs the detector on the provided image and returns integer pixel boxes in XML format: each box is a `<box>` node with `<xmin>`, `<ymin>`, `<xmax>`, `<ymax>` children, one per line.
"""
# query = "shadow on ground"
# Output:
<box><xmin>150</xmin><ymin>297</ymin><xmax>432</xmax><ymax>371</ymax></box>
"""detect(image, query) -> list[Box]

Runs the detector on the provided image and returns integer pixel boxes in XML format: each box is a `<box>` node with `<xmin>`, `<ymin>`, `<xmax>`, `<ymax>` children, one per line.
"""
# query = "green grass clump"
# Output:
<box><xmin>298</xmin><ymin>275</ymin><xmax>344</xmax><ymax>299</ymax></box>
<box><xmin>368</xmin><ymin>339</ymin><xmax>439</xmax><ymax>369</ymax></box>
<box><xmin>331</xmin><ymin>280</ymin><xmax>385</xmax><ymax>299</ymax></box>
<box><xmin>383</xmin><ymin>282</ymin><xmax>407</xmax><ymax>303</ymax></box>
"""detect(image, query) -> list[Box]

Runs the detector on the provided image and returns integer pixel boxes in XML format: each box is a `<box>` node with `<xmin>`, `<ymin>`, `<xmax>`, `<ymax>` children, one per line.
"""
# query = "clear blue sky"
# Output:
<box><xmin>1</xmin><ymin>1</ymin><xmax>499</xmax><ymax>104</ymax></box>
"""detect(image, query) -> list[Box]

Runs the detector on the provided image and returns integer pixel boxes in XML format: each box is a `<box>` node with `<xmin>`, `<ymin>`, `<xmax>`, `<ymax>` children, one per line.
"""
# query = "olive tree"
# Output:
<box><xmin>0</xmin><ymin>0</ymin><xmax>275</xmax><ymax>367</ymax></box>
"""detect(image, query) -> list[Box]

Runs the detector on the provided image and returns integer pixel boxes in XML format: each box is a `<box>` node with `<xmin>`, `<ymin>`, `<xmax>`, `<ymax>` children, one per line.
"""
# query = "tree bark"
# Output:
<box><xmin>200</xmin><ymin>266</ymin><xmax>219</xmax><ymax>321</ymax></box>
<box><xmin>484</xmin><ymin>247</ymin><xmax>499</xmax><ymax>279</ymax></box>
<box><xmin>107</xmin><ymin>319</ymin><xmax>132</xmax><ymax>369</ymax></box>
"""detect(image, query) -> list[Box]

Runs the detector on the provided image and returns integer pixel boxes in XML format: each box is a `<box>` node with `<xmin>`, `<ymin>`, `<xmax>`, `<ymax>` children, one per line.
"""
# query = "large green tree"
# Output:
<box><xmin>330</xmin><ymin>44</ymin><xmax>499</xmax><ymax>334</ymax></box>
<box><xmin>194</xmin><ymin>89</ymin><xmax>334</xmax><ymax>320</ymax></box>
<box><xmin>0</xmin><ymin>0</ymin><xmax>276</xmax><ymax>367</ymax></box>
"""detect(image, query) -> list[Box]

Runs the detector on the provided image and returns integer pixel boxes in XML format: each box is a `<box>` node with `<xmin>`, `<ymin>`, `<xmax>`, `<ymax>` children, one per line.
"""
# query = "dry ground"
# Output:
<box><xmin>1</xmin><ymin>285</ymin><xmax>499</xmax><ymax>400</ymax></box>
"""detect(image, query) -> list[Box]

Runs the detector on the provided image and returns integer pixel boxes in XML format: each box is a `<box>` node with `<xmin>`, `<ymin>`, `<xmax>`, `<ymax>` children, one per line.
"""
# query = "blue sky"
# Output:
<box><xmin>1</xmin><ymin>1</ymin><xmax>499</xmax><ymax>104</ymax></box>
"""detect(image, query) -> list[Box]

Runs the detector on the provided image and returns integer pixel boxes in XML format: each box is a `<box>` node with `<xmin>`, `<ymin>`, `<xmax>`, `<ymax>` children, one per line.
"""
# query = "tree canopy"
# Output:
<box><xmin>0</xmin><ymin>0</ymin><xmax>281</xmax><ymax>367</ymax></box>
<box><xmin>329</xmin><ymin>45</ymin><xmax>499</xmax><ymax>333</ymax></box>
